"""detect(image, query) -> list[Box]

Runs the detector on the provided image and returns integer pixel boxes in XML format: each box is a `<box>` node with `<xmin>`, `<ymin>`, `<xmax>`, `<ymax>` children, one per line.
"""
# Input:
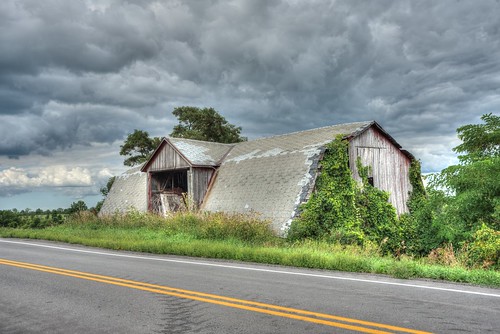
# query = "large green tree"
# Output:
<box><xmin>120</xmin><ymin>107</ymin><xmax>244</xmax><ymax>167</ymax></box>
<box><xmin>170</xmin><ymin>106</ymin><xmax>245</xmax><ymax>143</ymax></box>
<box><xmin>120</xmin><ymin>130</ymin><xmax>161</xmax><ymax>167</ymax></box>
<box><xmin>434</xmin><ymin>113</ymin><xmax>500</xmax><ymax>230</ymax></box>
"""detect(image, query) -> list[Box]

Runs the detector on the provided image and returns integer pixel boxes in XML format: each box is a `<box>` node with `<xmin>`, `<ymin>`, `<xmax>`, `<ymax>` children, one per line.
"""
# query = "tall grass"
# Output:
<box><xmin>1</xmin><ymin>211</ymin><xmax>498</xmax><ymax>287</ymax></box>
<box><xmin>65</xmin><ymin>210</ymin><xmax>277</xmax><ymax>244</ymax></box>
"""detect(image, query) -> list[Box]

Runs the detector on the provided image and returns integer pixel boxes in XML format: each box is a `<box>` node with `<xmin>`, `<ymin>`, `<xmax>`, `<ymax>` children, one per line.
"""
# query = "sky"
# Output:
<box><xmin>1</xmin><ymin>0</ymin><xmax>500</xmax><ymax>210</ymax></box>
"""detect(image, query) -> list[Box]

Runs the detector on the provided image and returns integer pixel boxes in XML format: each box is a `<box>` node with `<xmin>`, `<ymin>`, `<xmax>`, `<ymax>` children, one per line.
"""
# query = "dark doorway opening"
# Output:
<box><xmin>150</xmin><ymin>170</ymin><xmax>188</xmax><ymax>215</ymax></box>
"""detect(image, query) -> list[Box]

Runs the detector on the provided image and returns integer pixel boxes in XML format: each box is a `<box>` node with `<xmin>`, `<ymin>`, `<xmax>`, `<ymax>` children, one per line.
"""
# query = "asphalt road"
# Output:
<box><xmin>0</xmin><ymin>238</ymin><xmax>499</xmax><ymax>333</ymax></box>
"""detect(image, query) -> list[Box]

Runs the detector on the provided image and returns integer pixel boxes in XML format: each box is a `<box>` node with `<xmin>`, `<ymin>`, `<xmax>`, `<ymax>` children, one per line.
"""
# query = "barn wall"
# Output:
<box><xmin>99</xmin><ymin>168</ymin><xmax>148</xmax><ymax>215</ymax></box>
<box><xmin>189</xmin><ymin>168</ymin><xmax>214</xmax><ymax>206</ymax></box>
<box><xmin>145</xmin><ymin>142</ymin><xmax>190</xmax><ymax>172</ymax></box>
<box><xmin>348</xmin><ymin>127</ymin><xmax>412</xmax><ymax>215</ymax></box>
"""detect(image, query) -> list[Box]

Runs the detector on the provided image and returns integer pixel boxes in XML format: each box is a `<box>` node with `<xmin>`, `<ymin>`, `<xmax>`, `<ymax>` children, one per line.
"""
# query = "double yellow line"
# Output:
<box><xmin>0</xmin><ymin>258</ymin><xmax>431</xmax><ymax>334</ymax></box>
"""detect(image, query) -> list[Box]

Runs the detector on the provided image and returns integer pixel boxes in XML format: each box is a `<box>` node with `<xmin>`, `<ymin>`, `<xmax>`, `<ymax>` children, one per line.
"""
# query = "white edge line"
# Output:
<box><xmin>1</xmin><ymin>239</ymin><xmax>499</xmax><ymax>298</ymax></box>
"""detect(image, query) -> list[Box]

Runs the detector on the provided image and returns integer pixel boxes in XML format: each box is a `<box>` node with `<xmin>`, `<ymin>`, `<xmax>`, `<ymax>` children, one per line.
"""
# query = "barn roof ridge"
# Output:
<box><xmin>243</xmin><ymin>120</ymin><xmax>374</xmax><ymax>143</ymax></box>
<box><xmin>167</xmin><ymin>136</ymin><xmax>236</xmax><ymax>147</ymax></box>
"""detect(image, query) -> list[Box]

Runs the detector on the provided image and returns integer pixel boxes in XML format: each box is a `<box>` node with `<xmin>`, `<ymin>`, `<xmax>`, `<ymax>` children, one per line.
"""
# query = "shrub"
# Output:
<box><xmin>0</xmin><ymin>210</ymin><xmax>22</xmax><ymax>228</ymax></box>
<box><xmin>426</xmin><ymin>243</ymin><xmax>459</xmax><ymax>267</ymax></box>
<box><xmin>465</xmin><ymin>224</ymin><xmax>500</xmax><ymax>269</ymax></box>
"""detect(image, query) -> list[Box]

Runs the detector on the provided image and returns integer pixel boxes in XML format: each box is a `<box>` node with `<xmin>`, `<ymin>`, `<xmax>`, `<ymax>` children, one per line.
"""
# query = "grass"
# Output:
<box><xmin>1</xmin><ymin>211</ymin><xmax>499</xmax><ymax>288</ymax></box>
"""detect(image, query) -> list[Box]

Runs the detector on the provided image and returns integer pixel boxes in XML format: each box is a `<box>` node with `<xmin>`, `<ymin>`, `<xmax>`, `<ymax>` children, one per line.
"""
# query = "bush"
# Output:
<box><xmin>426</xmin><ymin>243</ymin><xmax>459</xmax><ymax>267</ymax></box>
<box><xmin>465</xmin><ymin>224</ymin><xmax>500</xmax><ymax>269</ymax></box>
<box><xmin>0</xmin><ymin>210</ymin><xmax>22</xmax><ymax>227</ymax></box>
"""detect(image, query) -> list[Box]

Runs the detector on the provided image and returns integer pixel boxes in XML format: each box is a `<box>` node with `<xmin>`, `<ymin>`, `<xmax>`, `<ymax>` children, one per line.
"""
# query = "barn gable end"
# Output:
<box><xmin>349</xmin><ymin>126</ymin><xmax>412</xmax><ymax>215</ymax></box>
<box><xmin>141</xmin><ymin>138</ymin><xmax>234</xmax><ymax>214</ymax></box>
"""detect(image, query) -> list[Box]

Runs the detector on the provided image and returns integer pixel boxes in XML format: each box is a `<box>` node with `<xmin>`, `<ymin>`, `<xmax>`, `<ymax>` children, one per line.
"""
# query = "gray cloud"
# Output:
<box><xmin>1</xmin><ymin>0</ymin><xmax>500</xmax><ymax>179</ymax></box>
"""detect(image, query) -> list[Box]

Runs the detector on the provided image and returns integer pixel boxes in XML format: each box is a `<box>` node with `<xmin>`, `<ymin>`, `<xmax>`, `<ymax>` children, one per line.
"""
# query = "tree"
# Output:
<box><xmin>119</xmin><ymin>107</ymin><xmax>244</xmax><ymax>166</ymax></box>
<box><xmin>454</xmin><ymin>113</ymin><xmax>500</xmax><ymax>162</ymax></box>
<box><xmin>120</xmin><ymin>130</ymin><xmax>162</xmax><ymax>166</ymax></box>
<box><xmin>93</xmin><ymin>176</ymin><xmax>116</xmax><ymax>214</ymax></box>
<box><xmin>100</xmin><ymin>176</ymin><xmax>116</xmax><ymax>197</ymax></box>
<box><xmin>68</xmin><ymin>200</ymin><xmax>88</xmax><ymax>214</ymax></box>
<box><xmin>170</xmin><ymin>106</ymin><xmax>246</xmax><ymax>143</ymax></box>
<box><xmin>434</xmin><ymin>113</ymin><xmax>500</xmax><ymax>231</ymax></box>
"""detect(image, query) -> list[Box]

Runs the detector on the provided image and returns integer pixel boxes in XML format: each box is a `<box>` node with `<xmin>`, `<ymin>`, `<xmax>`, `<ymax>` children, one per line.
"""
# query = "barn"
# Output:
<box><xmin>100</xmin><ymin>121</ymin><xmax>414</xmax><ymax>234</ymax></box>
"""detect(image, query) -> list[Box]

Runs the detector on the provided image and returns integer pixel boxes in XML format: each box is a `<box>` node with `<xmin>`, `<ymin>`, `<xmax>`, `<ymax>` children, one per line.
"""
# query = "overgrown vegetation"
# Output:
<box><xmin>287</xmin><ymin>136</ymin><xmax>363</xmax><ymax>244</ymax></box>
<box><xmin>287</xmin><ymin>135</ymin><xmax>401</xmax><ymax>255</ymax></box>
<box><xmin>289</xmin><ymin>114</ymin><xmax>499</xmax><ymax>271</ymax></box>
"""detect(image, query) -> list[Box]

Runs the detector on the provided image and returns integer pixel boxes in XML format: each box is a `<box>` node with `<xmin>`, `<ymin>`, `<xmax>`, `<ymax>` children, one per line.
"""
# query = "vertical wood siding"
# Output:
<box><xmin>191</xmin><ymin>168</ymin><xmax>214</xmax><ymax>206</ymax></box>
<box><xmin>145</xmin><ymin>143</ymin><xmax>190</xmax><ymax>172</ymax></box>
<box><xmin>349</xmin><ymin>127</ymin><xmax>412</xmax><ymax>215</ymax></box>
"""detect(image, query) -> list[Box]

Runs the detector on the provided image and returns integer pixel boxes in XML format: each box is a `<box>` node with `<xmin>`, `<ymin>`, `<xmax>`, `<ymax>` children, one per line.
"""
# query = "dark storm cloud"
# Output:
<box><xmin>1</xmin><ymin>0</ymin><xmax>500</xmax><ymax>174</ymax></box>
<box><xmin>0</xmin><ymin>103</ymin><xmax>146</xmax><ymax>157</ymax></box>
<box><xmin>0</xmin><ymin>0</ymin><xmax>160</xmax><ymax>76</ymax></box>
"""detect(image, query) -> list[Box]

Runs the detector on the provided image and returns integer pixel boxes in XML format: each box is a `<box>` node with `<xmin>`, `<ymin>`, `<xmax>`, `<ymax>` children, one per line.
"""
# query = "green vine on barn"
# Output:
<box><xmin>288</xmin><ymin>135</ymin><xmax>400</xmax><ymax>254</ymax></box>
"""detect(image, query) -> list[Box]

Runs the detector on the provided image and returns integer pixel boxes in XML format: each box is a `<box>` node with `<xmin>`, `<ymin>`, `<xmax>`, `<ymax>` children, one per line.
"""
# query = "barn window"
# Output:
<box><xmin>368</xmin><ymin>176</ymin><xmax>374</xmax><ymax>186</ymax></box>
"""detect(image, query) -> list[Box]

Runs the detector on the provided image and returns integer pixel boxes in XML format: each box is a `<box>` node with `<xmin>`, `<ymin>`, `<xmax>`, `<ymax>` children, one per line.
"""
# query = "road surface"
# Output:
<box><xmin>1</xmin><ymin>238</ymin><xmax>499</xmax><ymax>333</ymax></box>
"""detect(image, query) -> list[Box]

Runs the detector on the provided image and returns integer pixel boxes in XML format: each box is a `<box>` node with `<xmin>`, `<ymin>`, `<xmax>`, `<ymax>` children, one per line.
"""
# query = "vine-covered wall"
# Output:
<box><xmin>288</xmin><ymin>135</ymin><xmax>401</xmax><ymax>254</ymax></box>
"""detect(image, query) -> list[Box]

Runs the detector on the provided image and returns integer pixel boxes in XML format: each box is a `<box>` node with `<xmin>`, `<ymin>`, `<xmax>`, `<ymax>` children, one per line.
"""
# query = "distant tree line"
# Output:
<box><xmin>0</xmin><ymin>199</ymin><xmax>97</xmax><ymax>228</ymax></box>
<box><xmin>1</xmin><ymin>208</ymin><xmax>66</xmax><ymax>228</ymax></box>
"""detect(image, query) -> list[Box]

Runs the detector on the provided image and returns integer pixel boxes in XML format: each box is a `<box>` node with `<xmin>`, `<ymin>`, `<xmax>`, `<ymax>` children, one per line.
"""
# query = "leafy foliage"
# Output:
<box><xmin>100</xmin><ymin>176</ymin><xmax>116</xmax><ymax>197</ymax></box>
<box><xmin>288</xmin><ymin>136</ymin><xmax>400</xmax><ymax>254</ymax></box>
<box><xmin>287</xmin><ymin>136</ymin><xmax>363</xmax><ymax>244</ymax></box>
<box><xmin>355</xmin><ymin>159</ymin><xmax>399</xmax><ymax>254</ymax></box>
<box><xmin>400</xmin><ymin>160</ymin><xmax>457</xmax><ymax>256</ymax></box>
<box><xmin>68</xmin><ymin>200</ymin><xmax>88</xmax><ymax>214</ymax></box>
<box><xmin>170</xmin><ymin>106</ymin><xmax>246</xmax><ymax>143</ymax></box>
<box><xmin>400</xmin><ymin>114</ymin><xmax>499</xmax><ymax>267</ymax></box>
<box><xmin>433</xmin><ymin>113</ymin><xmax>499</xmax><ymax>231</ymax></box>
<box><xmin>93</xmin><ymin>176</ymin><xmax>116</xmax><ymax>214</ymax></box>
<box><xmin>454</xmin><ymin>113</ymin><xmax>500</xmax><ymax>162</ymax></box>
<box><xmin>120</xmin><ymin>129</ymin><xmax>162</xmax><ymax>167</ymax></box>
<box><xmin>465</xmin><ymin>223</ymin><xmax>500</xmax><ymax>270</ymax></box>
<box><xmin>119</xmin><ymin>107</ymin><xmax>244</xmax><ymax>167</ymax></box>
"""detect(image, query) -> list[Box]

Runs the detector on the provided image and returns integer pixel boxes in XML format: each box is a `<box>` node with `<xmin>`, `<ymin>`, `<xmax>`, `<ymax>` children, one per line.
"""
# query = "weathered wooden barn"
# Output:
<box><xmin>141</xmin><ymin>139</ymin><xmax>234</xmax><ymax>215</ymax></box>
<box><xmin>100</xmin><ymin>121</ymin><xmax>414</xmax><ymax>234</ymax></box>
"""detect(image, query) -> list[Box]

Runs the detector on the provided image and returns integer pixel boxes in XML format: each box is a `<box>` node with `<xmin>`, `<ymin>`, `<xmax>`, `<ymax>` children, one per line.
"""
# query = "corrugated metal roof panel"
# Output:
<box><xmin>99</xmin><ymin>165</ymin><xmax>148</xmax><ymax>215</ymax></box>
<box><xmin>168</xmin><ymin>138</ymin><xmax>235</xmax><ymax>166</ymax></box>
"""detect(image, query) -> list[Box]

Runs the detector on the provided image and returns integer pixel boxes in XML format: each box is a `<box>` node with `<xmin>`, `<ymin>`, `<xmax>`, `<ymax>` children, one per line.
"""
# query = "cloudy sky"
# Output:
<box><xmin>1</xmin><ymin>0</ymin><xmax>499</xmax><ymax>210</ymax></box>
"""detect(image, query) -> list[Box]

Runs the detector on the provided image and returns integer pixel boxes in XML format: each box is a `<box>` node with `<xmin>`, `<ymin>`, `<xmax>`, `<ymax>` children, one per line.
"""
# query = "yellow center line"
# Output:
<box><xmin>0</xmin><ymin>258</ymin><xmax>432</xmax><ymax>334</ymax></box>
